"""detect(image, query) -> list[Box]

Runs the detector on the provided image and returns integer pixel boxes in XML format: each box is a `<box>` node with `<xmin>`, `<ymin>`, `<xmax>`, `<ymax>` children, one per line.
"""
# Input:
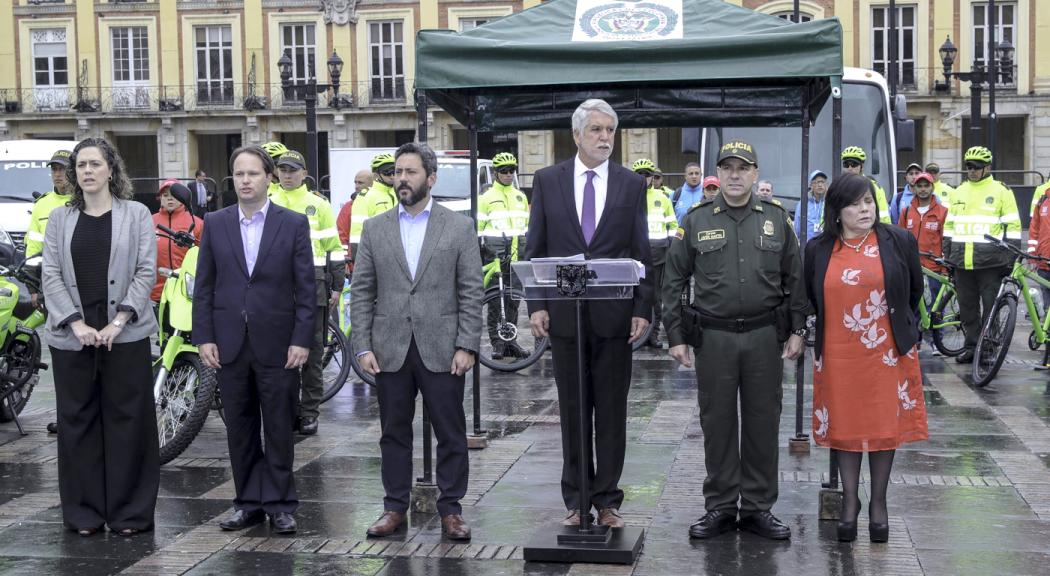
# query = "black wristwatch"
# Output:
<box><xmin>792</xmin><ymin>327</ymin><xmax>808</xmax><ymax>338</ymax></box>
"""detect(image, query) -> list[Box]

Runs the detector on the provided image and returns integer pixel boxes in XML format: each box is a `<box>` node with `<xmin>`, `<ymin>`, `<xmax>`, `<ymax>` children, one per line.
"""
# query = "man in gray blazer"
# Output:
<box><xmin>351</xmin><ymin>142</ymin><xmax>483</xmax><ymax>541</ymax></box>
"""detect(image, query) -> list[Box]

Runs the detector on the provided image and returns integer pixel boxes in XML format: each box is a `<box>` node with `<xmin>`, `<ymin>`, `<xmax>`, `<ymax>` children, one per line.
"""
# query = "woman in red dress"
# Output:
<box><xmin>803</xmin><ymin>173</ymin><xmax>929</xmax><ymax>543</ymax></box>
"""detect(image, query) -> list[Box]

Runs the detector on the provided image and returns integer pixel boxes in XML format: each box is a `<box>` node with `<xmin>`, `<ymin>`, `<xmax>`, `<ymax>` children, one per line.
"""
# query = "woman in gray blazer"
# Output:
<box><xmin>41</xmin><ymin>138</ymin><xmax>159</xmax><ymax>537</ymax></box>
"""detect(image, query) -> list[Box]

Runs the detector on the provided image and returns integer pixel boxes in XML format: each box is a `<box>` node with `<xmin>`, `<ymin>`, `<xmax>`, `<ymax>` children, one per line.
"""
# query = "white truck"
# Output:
<box><xmin>0</xmin><ymin>139</ymin><xmax>79</xmax><ymax>263</ymax></box>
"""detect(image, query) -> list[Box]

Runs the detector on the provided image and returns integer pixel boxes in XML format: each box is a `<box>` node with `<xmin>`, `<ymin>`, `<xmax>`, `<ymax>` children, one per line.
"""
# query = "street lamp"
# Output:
<box><xmin>277</xmin><ymin>50</ymin><xmax>346</xmax><ymax>194</ymax></box>
<box><xmin>934</xmin><ymin>33</ymin><xmax>1014</xmax><ymax>163</ymax></box>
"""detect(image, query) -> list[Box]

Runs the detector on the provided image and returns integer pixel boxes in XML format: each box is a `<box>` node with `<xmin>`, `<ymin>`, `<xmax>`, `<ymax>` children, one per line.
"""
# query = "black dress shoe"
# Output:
<box><xmin>869</xmin><ymin>521</ymin><xmax>888</xmax><ymax>543</ymax></box>
<box><xmin>956</xmin><ymin>349</ymin><xmax>975</xmax><ymax>364</ymax></box>
<box><xmin>46</xmin><ymin>422</ymin><xmax>58</xmax><ymax>434</ymax></box>
<box><xmin>299</xmin><ymin>416</ymin><xmax>318</xmax><ymax>436</ymax></box>
<box><xmin>688</xmin><ymin>510</ymin><xmax>738</xmax><ymax>539</ymax></box>
<box><xmin>270</xmin><ymin>512</ymin><xmax>297</xmax><ymax>534</ymax></box>
<box><xmin>739</xmin><ymin>511</ymin><xmax>791</xmax><ymax>540</ymax></box>
<box><xmin>220</xmin><ymin>509</ymin><xmax>266</xmax><ymax>531</ymax></box>
<box><xmin>837</xmin><ymin>521</ymin><xmax>857</xmax><ymax>542</ymax></box>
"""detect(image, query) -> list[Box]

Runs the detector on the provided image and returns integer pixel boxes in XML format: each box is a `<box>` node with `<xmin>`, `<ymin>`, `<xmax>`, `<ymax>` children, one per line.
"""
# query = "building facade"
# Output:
<box><xmin>0</xmin><ymin>0</ymin><xmax>1047</xmax><ymax>198</ymax></box>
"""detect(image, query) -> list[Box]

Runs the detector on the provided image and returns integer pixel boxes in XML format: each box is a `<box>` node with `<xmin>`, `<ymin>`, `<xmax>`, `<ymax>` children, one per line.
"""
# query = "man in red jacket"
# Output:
<box><xmin>898</xmin><ymin>172</ymin><xmax>949</xmax><ymax>352</ymax></box>
<box><xmin>1028</xmin><ymin>177</ymin><xmax>1050</xmax><ymax>317</ymax></box>
<box><xmin>152</xmin><ymin>180</ymin><xmax>204</xmax><ymax>301</ymax></box>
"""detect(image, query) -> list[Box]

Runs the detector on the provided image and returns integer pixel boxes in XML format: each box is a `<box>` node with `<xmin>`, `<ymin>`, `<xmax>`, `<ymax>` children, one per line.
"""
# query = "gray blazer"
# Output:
<box><xmin>351</xmin><ymin>202</ymin><xmax>483</xmax><ymax>373</ymax></box>
<box><xmin>42</xmin><ymin>197</ymin><xmax>159</xmax><ymax>350</ymax></box>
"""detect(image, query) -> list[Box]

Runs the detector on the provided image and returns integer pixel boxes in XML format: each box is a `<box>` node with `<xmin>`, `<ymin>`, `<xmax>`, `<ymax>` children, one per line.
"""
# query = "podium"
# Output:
<box><xmin>513</xmin><ymin>258</ymin><xmax>645</xmax><ymax>564</ymax></box>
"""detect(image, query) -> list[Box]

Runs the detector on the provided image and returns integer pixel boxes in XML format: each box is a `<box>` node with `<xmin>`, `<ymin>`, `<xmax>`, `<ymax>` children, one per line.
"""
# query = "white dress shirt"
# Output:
<box><xmin>573</xmin><ymin>155</ymin><xmax>609</xmax><ymax>228</ymax></box>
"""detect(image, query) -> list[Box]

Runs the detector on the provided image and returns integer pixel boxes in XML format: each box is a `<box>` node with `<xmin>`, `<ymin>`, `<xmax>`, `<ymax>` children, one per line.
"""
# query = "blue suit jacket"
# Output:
<box><xmin>192</xmin><ymin>202</ymin><xmax>315</xmax><ymax>366</ymax></box>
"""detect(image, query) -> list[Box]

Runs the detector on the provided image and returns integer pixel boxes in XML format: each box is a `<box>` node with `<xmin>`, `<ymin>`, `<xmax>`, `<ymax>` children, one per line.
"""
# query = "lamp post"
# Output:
<box><xmin>934</xmin><ymin>31</ymin><xmax>1014</xmax><ymax>166</ymax></box>
<box><xmin>277</xmin><ymin>50</ymin><xmax>345</xmax><ymax>194</ymax></box>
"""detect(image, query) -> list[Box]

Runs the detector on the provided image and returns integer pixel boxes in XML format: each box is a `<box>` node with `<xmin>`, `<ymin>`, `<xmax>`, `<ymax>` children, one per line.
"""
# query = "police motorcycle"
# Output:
<box><xmin>153</xmin><ymin>183</ymin><xmax>219</xmax><ymax>464</ymax></box>
<box><xmin>0</xmin><ymin>253</ymin><xmax>48</xmax><ymax>435</ymax></box>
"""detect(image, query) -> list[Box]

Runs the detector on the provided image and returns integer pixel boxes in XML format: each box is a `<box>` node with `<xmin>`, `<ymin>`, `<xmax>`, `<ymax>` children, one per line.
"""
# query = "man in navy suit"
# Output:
<box><xmin>525</xmin><ymin>99</ymin><xmax>653</xmax><ymax>528</ymax></box>
<box><xmin>193</xmin><ymin>145</ymin><xmax>315</xmax><ymax>535</ymax></box>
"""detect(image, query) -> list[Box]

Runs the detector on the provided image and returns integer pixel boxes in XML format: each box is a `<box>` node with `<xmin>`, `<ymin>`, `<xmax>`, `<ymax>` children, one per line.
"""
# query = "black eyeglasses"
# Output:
<box><xmin>496</xmin><ymin>168</ymin><xmax>515</xmax><ymax>175</ymax></box>
<box><xmin>842</xmin><ymin>160</ymin><xmax>861</xmax><ymax>169</ymax></box>
<box><xmin>652</xmin><ymin>175</ymin><xmax>663</xmax><ymax>179</ymax></box>
<box><xmin>379</xmin><ymin>168</ymin><xmax>396</xmax><ymax>177</ymax></box>
<box><xmin>965</xmin><ymin>163</ymin><xmax>985</xmax><ymax>171</ymax></box>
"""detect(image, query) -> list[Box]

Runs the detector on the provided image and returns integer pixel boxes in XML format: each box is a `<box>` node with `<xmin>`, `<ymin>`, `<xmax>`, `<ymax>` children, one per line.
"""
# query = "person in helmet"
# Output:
<box><xmin>263</xmin><ymin>141</ymin><xmax>292</xmax><ymax>195</ymax></box>
<box><xmin>268</xmin><ymin>150</ymin><xmax>345</xmax><ymax>435</ymax></box>
<box><xmin>348</xmin><ymin>153</ymin><xmax>398</xmax><ymax>259</ymax></box>
<box><xmin>633</xmin><ymin>158</ymin><xmax>677</xmax><ymax>347</ymax></box>
<box><xmin>651</xmin><ymin>168</ymin><xmax>674</xmax><ymax>198</ymax></box>
<box><xmin>477</xmin><ymin>152</ymin><xmax>531</xmax><ymax>359</ymax></box>
<box><xmin>840</xmin><ymin>146</ymin><xmax>891</xmax><ymax>223</ymax></box>
<box><xmin>942</xmin><ymin>146</ymin><xmax>1021</xmax><ymax>363</ymax></box>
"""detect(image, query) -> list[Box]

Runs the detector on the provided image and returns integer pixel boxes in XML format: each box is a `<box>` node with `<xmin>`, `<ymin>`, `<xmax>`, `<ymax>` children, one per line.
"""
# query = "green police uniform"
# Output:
<box><xmin>270</xmin><ymin>150</ymin><xmax>346</xmax><ymax>424</ymax></box>
<box><xmin>662</xmin><ymin>189</ymin><xmax>806</xmax><ymax>518</ymax></box>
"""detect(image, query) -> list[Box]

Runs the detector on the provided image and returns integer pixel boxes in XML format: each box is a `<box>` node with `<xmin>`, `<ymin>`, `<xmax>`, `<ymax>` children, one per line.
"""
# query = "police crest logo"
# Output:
<box><xmin>986</xmin><ymin>196</ymin><xmax>995</xmax><ymax>205</ymax></box>
<box><xmin>763</xmin><ymin>220</ymin><xmax>775</xmax><ymax>236</ymax></box>
<box><xmin>306</xmin><ymin>205</ymin><xmax>317</xmax><ymax>216</ymax></box>
<box><xmin>573</xmin><ymin>0</ymin><xmax>683</xmax><ymax>42</ymax></box>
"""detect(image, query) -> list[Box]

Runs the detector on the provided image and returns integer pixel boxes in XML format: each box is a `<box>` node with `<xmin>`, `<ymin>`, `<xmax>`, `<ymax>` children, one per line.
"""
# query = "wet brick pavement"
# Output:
<box><xmin>2</xmin><ymin>324</ymin><xmax>1050</xmax><ymax>575</ymax></box>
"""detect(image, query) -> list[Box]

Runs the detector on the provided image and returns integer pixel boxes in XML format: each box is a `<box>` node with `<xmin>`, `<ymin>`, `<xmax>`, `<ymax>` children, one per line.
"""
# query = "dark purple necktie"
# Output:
<box><xmin>582</xmin><ymin>170</ymin><xmax>596</xmax><ymax>244</ymax></box>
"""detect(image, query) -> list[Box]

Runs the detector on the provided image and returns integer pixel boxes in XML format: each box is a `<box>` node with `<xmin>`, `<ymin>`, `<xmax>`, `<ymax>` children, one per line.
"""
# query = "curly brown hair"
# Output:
<box><xmin>65</xmin><ymin>137</ymin><xmax>135</xmax><ymax>210</ymax></box>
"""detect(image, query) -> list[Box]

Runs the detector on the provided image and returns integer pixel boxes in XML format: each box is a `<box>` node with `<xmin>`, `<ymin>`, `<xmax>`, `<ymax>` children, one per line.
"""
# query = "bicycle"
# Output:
<box><xmin>479</xmin><ymin>245</ymin><xmax>548</xmax><ymax>371</ymax></box>
<box><xmin>971</xmin><ymin>234</ymin><xmax>1050</xmax><ymax>387</ymax></box>
<box><xmin>917</xmin><ymin>251</ymin><xmax>966</xmax><ymax>357</ymax></box>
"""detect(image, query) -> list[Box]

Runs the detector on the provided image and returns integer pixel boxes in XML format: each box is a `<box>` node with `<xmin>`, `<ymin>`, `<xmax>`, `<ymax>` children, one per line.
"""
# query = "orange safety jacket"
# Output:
<box><xmin>151</xmin><ymin>205</ymin><xmax>203</xmax><ymax>301</ymax></box>
<box><xmin>1028</xmin><ymin>187</ymin><xmax>1050</xmax><ymax>271</ymax></box>
<box><xmin>898</xmin><ymin>195</ymin><xmax>949</xmax><ymax>274</ymax></box>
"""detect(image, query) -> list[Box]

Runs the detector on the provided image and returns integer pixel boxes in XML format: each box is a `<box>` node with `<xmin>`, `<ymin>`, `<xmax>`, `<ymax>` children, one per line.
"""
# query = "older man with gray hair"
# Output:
<box><xmin>525</xmin><ymin>98</ymin><xmax>653</xmax><ymax>528</ymax></box>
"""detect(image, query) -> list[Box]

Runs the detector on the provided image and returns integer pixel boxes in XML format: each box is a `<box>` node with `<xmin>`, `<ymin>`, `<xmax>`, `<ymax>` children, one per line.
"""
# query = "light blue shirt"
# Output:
<box><xmin>674</xmin><ymin>184</ymin><xmax>705</xmax><ymax>224</ymax></box>
<box><xmin>239</xmin><ymin>200</ymin><xmax>269</xmax><ymax>276</ymax></box>
<box><xmin>398</xmin><ymin>198</ymin><xmax>433</xmax><ymax>279</ymax></box>
<box><xmin>793</xmin><ymin>193</ymin><xmax>824</xmax><ymax>242</ymax></box>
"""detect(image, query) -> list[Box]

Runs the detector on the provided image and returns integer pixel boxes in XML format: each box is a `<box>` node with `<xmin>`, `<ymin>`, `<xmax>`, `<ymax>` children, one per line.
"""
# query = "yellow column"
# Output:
<box><xmin>522</xmin><ymin>0</ymin><xmax>541</xmax><ymax>8</ymax></box>
<box><xmin>834</xmin><ymin>0</ymin><xmax>855</xmax><ymax>68</ymax></box>
<box><xmin>159</xmin><ymin>0</ymin><xmax>179</xmax><ymax>87</ymax></box>
<box><xmin>420</xmin><ymin>0</ymin><xmax>438</xmax><ymax>29</ymax></box>
<box><xmin>723</xmin><ymin>0</ymin><xmax>743</xmax><ymax>6</ymax></box>
<box><xmin>1033</xmin><ymin>0</ymin><xmax>1050</xmax><ymax>92</ymax></box>
<box><xmin>0</xmin><ymin>2</ymin><xmax>13</xmax><ymax>91</ymax></box>
<box><xmin>77</xmin><ymin>0</ymin><xmax>97</xmax><ymax>87</ymax></box>
<box><xmin>244</xmin><ymin>0</ymin><xmax>264</xmax><ymax>85</ymax></box>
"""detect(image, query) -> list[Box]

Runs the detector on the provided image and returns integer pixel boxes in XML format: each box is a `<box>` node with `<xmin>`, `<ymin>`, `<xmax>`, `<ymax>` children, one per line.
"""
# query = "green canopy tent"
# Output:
<box><xmin>413</xmin><ymin>2</ymin><xmax>845</xmax><ymax>559</ymax></box>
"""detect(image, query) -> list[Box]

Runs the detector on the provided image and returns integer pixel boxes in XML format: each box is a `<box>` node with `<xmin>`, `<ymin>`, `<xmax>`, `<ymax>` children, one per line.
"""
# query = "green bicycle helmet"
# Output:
<box><xmin>632</xmin><ymin>158</ymin><xmax>656</xmax><ymax>174</ymax></box>
<box><xmin>371</xmin><ymin>153</ymin><xmax>396</xmax><ymax>171</ymax></box>
<box><xmin>964</xmin><ymin>146</ymin><xmax>993</xmax><ymax>164</ymax></box>
<box><xmin>492</xmin><ymin>152</ymin><xmax>518</xmax><ymax>169</ymax></box>
<box><xmin>841</xmin><ymin>146</ymin><xmax>867</xmax><ymax>162</ymax></box>
<box><xmin>262</xmin><ymin>141</ymin><xmax>290</xmax><ymax>159</ymax></box>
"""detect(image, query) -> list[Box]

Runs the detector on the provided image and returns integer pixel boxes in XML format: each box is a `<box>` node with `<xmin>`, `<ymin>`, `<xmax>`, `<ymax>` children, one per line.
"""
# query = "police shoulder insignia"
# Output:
<box><xmin>674</xmin><ymin>227</ymin><xmax>685</xmax><ymax>240</ymax></box>
<box><xmin>654</xmin><ymin>199</ymin><xmax>662</xmax><ymax>207</ymax></box>
<box><xmin>763</xmin><ymin>220</ymin><xmax>775</xmax><ymax>236</ymax></box>
<box><xmin>306</xmin><ymin>205</ymin><xmax>317</xmax><ymax>216</ymax></box>
<box><xmin>771</xmin><ymin>198</ymin><xmax>783</xmax><ymax>206</ymax></box>
<box><xmin>697</xmin><ymin>229</ymin><xmax>726</xmax><ymax>241</ymax></box>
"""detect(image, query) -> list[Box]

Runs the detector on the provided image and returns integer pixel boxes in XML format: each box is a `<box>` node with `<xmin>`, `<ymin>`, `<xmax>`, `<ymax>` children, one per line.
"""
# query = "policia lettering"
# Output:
<box><xmin>662</xmin><ymin>140</ymin><xmax>807</xmax><ymax>536</ymax></box>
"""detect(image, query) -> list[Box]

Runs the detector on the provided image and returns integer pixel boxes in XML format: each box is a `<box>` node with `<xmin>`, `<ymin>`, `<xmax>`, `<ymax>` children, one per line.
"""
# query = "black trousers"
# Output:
<box><xmin>486</xmin><ymin>258</ymin><xmax>522</xmax><ymax>344</ymax></box>
<box><xmin>51</xmin><ymin>338</ymin><xmax>158</xmax><ymax>531</ymax></box>
<box><xmin>955</xmin><ymin>266</ymin><xmax>1010</xmax><ymax>348</ymax></box>
<box><xmin>220</xmin><ymin>336</ymin><xmax>300</xmax><ymax>514</ymax></box>
<box><xmin>375</xmin><ymin>339</ymin><xmax>468</xmax><ymax>517</ymax></box>
<box><xmin>298</xmin><ymin>286</ymin><xmax>327</xmax><ymax>420</ymax></box>
<box><xmin>694</xmin><ymin>325</ymin><xmax>783</xmax><ymax>515</ymax></box>
<box><xmin>549</xmin><ymin>324</ymin><xmax>632</xmax><ymax>511</ymax></box>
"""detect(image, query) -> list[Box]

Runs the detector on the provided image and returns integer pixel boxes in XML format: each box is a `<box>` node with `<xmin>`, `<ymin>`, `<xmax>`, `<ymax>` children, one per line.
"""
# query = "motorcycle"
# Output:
<box><xmin>0</xmin><ymin>255</ymin><xmax>48</xmax><ymax>435</ymax></box>
<box><xmin>153</xmin><ymin>183</ymin><xmax>219</xmax><ymax>464</ymax></box>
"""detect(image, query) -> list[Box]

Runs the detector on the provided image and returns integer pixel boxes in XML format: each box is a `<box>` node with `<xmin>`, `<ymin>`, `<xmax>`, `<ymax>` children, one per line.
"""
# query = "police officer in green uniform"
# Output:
<box><xmin>663</xmin><ymin>140</ymin><xmax>807</xmax><ymax>541</ymax></box>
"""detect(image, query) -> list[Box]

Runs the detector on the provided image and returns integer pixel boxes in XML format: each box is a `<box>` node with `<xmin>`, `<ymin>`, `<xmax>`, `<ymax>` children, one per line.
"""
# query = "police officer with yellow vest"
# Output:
<box><xmin>477</xmin><ymin>153</ymin><xmax>530</xmax><ymax>359</ymax></box>
<box><xmin>269</xmin><ymin>150</ymin><xmax>345</xmax><ymax>435</ymax></box>
<box><xmin>841</xmin><ymin>146</ymin><xmax>892</xmax><ymax>224</ymax></box>
<box><xmin>633</xmin><ymin>158</ymin><xmax>677</xmax><ymax>347</ymax></box>
<box><xmin>348</xmin><ymin>153</ymin><xmax>398</xmax><ymax>260</ymax></box>
<box><xmin>942</xmin><ymin>146</ymin><xmax>1022</xmax><ymax>363</ymax></box>
<box><xmin>662</xmin><ymin>141</ymin><xmax>806</xmax><ymax>541</ymax></box>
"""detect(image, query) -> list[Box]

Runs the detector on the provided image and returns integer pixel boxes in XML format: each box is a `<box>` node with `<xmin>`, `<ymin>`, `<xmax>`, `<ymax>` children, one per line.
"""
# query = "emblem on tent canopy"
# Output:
<box><xmin>573</xmin><ymin>0</ymin><xmax>683</xmax><ymax>42</ymax></box>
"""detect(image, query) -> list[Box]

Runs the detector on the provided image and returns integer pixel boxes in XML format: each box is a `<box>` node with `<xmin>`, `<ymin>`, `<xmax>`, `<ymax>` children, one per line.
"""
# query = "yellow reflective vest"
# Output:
<box><xmin>942</xmin><ymin>176</ymin><xmax>1022</xmax><ymax>270</ymax></box>
<box><xmin>348</xmin><ymin>181</ymin><xmax>396</xmax><ymax>258</ymax></box>
<box><xmin>866</xmin><ymin>176</ymin><xmax>892</xmax><ymax>224</ymax></box>
<box><xmin>25</xmin><ymin>190</ymin><xmax>70</xmax><ymax>257</ymax></box>
<box><xmin>647</xmin><ymin>187</ymin><xmax>677</xmax><ymax>246</ymax></box>
<box><xmin>477</xmin><ymin>182</ymin><xmax>529</xmax><ymax>259</ymax></box>
<box><xmin>269</xmin><ymin>183</ymin><xmax>344</xmax><ymax>267</ymax></box>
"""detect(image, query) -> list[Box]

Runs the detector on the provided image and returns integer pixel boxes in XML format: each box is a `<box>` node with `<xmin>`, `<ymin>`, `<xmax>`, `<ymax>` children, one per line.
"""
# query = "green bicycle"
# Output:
<box><xmin>479</xmin><ymin>242</ymin><xmax>548</xmax><ymax>372</ymax></box>
<box><xmin>917</xmin><ymin>251</ymin><xmax>966</xmax><ymax>357</ymax></box>
<box><xmin>972</xmin><ymin>234</ymin><xmax>1050</xmax><ymax>387</ymax></box>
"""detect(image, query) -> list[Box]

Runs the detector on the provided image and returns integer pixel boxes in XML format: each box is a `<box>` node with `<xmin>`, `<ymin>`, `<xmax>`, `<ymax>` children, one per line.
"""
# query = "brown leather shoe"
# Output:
<box><xmin>441</xmin><ymin>514</ymin><xmax>471</xmax><ymax>541</ymax></box>
<box><xmin>562</xmin><ymin>510</ymin><xmax>596</xmax><ymax>526</ymax></box>
<box><xmin>598</xmin><ymin>507</ymin><xmax>625</xmax><ymax>528</ymax></box>
<box><xmin>366</xmin><ymin>511</ymin><xmax>407</xmax><ymax>537</ymax></box>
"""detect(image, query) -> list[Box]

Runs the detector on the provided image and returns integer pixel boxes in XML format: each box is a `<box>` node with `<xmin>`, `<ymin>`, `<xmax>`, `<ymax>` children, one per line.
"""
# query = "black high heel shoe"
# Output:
<box><xmin>836</xmin><ymin>497</ymin><xmax>861</xmax><ymax>542</ymax></box>
<box><xmin>869</xmin><ymin>521</ymin><xmax>889</xmax><ymax>543</ymax></box>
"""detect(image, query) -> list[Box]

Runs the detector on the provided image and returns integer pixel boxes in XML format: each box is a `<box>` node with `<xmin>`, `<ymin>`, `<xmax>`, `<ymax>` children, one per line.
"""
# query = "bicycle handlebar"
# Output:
<box><xmin>983</xmin><ymin>234</ymin><xmax>1050</xmax><ymax>264</ymax></box>
<box><xmin>157</xmin><ymin>224</ymin><xmax>198</xmax><ymax>249</ymax></box>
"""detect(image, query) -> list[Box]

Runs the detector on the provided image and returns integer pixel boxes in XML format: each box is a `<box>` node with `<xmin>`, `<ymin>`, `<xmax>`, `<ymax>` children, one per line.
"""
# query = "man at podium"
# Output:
<box><xmin>525</xmin><ymin>99</ymin><xmax>653</xmax><ymax>529</ymax></box>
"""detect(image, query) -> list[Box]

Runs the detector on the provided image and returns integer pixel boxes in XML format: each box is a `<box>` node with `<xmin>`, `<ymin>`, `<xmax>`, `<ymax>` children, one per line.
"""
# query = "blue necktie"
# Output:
<box><xmin>582</xmin><ymin>170</ymin><xmax>596</xmax><ymax>244</ymax></box>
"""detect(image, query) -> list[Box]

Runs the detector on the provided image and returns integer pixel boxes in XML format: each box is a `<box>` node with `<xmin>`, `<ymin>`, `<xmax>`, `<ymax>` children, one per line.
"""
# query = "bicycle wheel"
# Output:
<box><xmin>972</xmin><ymin>293</ymin><xmax>1017</xmax><ymax>387</ymax></box>
<box><xmin>478</xmin><ymin>287</ymin><xmax>548</xmax><ymax>372</ymax></box>
<box><xmin>345</xmin><ymin>329</ymin><xmax>376</xmax><ymax>387</ymax></box>
<box><xmin>0</xmin><ymin>332</ymin><xmax>41</xmax><ymax>422</ymax></box>
<box><xmin>157</xmin><ymin>353</ymin><xmax>218</xmax><ymax>465</ymax></box>
<box><xmin>931</xmin><ymin>291</ymin><xmax>967</xmax><ymax>357</ymax></box>
<box><xmin>320</xmin><ymin>317</ymin><xmax>352</xmax><ymax>403</ymax></box>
